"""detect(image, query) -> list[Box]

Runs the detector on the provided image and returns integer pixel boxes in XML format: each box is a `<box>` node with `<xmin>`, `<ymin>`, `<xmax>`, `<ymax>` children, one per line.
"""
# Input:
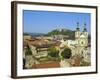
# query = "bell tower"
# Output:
<box><xmin>82</xmin><ymin>23</ymin><xmax>88</xmax><ymax>46</ymax></box>
<box><xmin>83</xmin><ymin>23</ymin><xmax>88</xmax><ymax>38</ymax></box>
<box><xmin>75</xmin><ymin>22</ymin><xmax>80</xmax><ymax>39</ymax></box>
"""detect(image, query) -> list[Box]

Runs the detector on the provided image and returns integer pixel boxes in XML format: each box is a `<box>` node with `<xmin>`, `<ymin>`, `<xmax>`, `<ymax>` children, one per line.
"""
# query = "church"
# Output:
<box><xmin>60</xmin><ymin>22</ymin><xmax>90</xmax><ymax>63</ymax></box>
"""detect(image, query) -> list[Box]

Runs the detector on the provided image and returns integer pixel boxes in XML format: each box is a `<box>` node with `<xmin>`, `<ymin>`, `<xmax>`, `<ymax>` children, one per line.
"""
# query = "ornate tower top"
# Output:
<box><xmin>76</xmin><ymin>22</ymin><xmax>80</xmax><ymax>31</ymax></box>
<box><xmin>83</xmin><ymin>22</ymin><xmax>87</xmax><ymax>32</ymax></box>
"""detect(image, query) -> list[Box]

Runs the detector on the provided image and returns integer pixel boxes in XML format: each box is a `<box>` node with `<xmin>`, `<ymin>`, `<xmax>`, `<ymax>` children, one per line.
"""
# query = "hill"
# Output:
<box><xmin>47</xmin><ymin>28</ymin><xmax>75</xmax><ymax>39</ymax></box>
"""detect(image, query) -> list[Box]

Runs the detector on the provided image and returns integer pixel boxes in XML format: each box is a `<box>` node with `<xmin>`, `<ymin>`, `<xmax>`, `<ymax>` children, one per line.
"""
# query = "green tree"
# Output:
<box><xmin>48</xmin><ymin>46</ymin><xmax>59</xmax><ymax>58</ymax></box>
<box><xmin>25</xmin><ymin>45</ymin><xmax>32</xmax><ymax>55</ymax></box>
<box><xmin>61</xmin><ymin>48</ymin><xmax>72</xmax><ymax>59</ymax></box>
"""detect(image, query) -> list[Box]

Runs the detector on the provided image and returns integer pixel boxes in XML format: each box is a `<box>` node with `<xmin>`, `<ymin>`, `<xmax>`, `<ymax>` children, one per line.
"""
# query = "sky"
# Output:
<box><xmin>23</xmin><ymin>10</ymin><xmax>91</xmax><ymax>34</ymax></box>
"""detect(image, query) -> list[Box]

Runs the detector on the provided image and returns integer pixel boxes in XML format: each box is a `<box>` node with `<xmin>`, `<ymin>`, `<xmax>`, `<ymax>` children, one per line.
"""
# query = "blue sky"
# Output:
<box><xmin>23</xmin><ymin>10</ymin><xmax>91</xmax><ymax>34</ymax></box>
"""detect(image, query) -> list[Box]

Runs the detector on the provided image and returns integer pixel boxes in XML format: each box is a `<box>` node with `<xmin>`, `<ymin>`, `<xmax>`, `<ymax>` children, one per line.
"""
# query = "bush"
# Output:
<box><xmin>48</xmin><ymin>46</ymin><xmax>59</xmax><ymax>58</ymax></box>
<box><xmin>61</xmin><ymin>48</ymin><xmax>72</xmax><ymax>59</ymax></box>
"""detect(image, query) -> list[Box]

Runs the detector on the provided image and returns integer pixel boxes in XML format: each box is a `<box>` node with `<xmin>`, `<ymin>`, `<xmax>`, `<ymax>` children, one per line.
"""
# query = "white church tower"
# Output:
<box><xmin>75</xmin><ymin>22</ymin><xmax>81</xmax><ymax>46</ymax></box>
<box><xmin>83</xmin><ymin>23</ymin><xmax>88</xmax><ymax>38</ymax></box>
<box><xmin>78</xmin><ymin>23</ymin><xmax>88</xmax><ymax>47</ymax></box>
<box><xmin>75</xmin><ymin>22</ymin><xmax>80</xmax><ymax>39</ymax></box>
<box><xmin>82</xmin><ymin>23</ymin><xmax>88</xmax><ymax>46</ymax></box>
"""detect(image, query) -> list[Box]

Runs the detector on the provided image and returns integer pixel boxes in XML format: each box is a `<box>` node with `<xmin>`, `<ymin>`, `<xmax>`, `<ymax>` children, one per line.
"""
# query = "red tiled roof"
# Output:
<box><xmin>32</xmin><ymin>62</ymin><xmax>60</xmax><ymax>68</ymax></box>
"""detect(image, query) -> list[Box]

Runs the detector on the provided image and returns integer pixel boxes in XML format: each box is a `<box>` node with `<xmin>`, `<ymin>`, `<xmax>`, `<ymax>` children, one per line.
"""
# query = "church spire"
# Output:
<box><xmin>83</xmin><ymin>22</ymin><xmax>87</xmax><ymax>32</ymax></box>
<box><xmin>76</xmin><ymin>22</ymin><xmax>80</xmax><ymax>31</ymax></box>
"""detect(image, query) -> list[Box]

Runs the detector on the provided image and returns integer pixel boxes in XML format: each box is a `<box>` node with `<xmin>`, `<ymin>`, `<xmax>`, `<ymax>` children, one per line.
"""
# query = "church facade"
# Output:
<box><xmin>60</xmin><ymin>22</ymin><xmax>90</xmax><ymax>63</ymax></box>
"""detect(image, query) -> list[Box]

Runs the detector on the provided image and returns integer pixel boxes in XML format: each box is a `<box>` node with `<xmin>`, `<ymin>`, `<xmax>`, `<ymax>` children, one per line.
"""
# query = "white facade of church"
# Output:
<box><xmin>60</xmin><ymin>22</ymin><xmax>90</xmax><ymax>63</ymax></box>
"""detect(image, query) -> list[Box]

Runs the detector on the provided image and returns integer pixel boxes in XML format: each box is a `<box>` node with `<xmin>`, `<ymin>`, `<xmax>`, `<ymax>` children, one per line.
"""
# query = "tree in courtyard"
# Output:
<box><xmin>61</xmin><ymin>48</ymin><xmax>72</xmax><ymax>59</ymax></box>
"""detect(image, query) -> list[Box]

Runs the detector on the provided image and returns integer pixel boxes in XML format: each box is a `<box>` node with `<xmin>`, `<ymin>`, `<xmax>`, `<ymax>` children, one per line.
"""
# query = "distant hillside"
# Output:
<box><xmin>47</xmin><ymin>28</ymin><xmax>75</xmax><ymax>39</ymax></box>
<box><xmin>23</xmin><ymin>29</ymin><xmax>90</xmax><ymax>42</ymax></box>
